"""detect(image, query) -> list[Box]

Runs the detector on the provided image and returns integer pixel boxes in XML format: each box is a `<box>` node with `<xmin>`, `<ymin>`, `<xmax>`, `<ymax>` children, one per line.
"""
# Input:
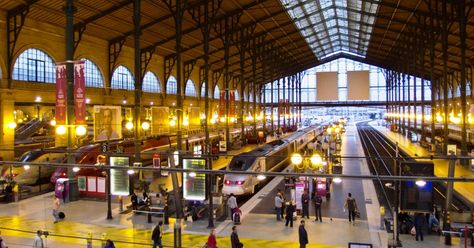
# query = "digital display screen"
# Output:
<box><xmin>182</xmin><ymin>158</ymin><xmax>206</xmax><ymax>201</ymax></box>
<box><xmin>109</xmin><ymin>156</ymin><xmax>130</xmax><ymax>196</ymax></box>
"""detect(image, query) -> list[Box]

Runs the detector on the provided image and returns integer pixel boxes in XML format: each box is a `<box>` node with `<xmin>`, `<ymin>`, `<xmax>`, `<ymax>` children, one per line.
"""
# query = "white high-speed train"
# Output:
<box><xmin>222</xmin><ymin>124</ymin><xmax>327</xmax><ymax>195</ymax></box>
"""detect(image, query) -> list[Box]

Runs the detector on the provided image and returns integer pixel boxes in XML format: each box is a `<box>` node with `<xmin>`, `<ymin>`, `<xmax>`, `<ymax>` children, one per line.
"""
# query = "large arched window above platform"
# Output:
<box><xmin>249</xmin><ymin>93</ymin><xmax>254</xmax><ymax>102</ymax></box>
<box><xmin>234</xmin><ymin>90</ymin><xmax>240</xmax><ymax>101</ymax></box>
<box><xmin>82</xmin><ymin>59</ymin><xmax>104</xmax><ymax>88</ymax></box>
<box><xmin>13</xmin><ymin>48</ymin><xmax>55</xmax><ymax>83</ymax></box>
<box><xmin>213</xmin><ymin>85</ymin><xmax>220</xmax><ymax>99</ymax></box>
<box><xmin>142</xmin><ymin>71</ymin><xmax>161</xmax><ymax>93</ymax></box>
<box><xmin>166</xmin><ymin>76</ymin><xmax>177</xmax><ymax>95</ymax></box>
<box><xmin>185</xmin><ymin>80</ymin><xmax>196</xmax><ymax>97</ymax></box>
<box><xmin>111</xmin><ymin>65</ymin><xmax>134</xmax><ymax>90</ymax></box>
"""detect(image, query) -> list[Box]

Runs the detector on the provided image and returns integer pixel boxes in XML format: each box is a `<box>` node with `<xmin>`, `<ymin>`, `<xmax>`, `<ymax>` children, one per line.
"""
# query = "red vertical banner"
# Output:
<box><xmin>219</xmin><ymin>90</ymin><xmax>225</xmax><ymax>117</ymax></box>
<box><xmin>74</xmin><ymin>61</ymin><xmax>86</xmax><ymax>124</ymax></box>
<box><xmin>229</xmin><ymin>90</ymin><xmax>235</xmax><ymax>117</ymax></box>
<box><xmin>55</xmin><ymin>63</ymin><xmax>67</xmax><ymax>125</ymax></box>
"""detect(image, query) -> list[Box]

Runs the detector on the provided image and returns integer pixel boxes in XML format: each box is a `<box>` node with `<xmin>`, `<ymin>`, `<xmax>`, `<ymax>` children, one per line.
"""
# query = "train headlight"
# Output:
<box><xmin>225</xmin><ymin>180</ymin><xmax>231</xmax><ymax>185</ymax></box>
<box><xmin>237</xmin><ymin>181</ymin><xmax>244</xmax><ymax>185</ymax></box>
<box><xmin>257</xmin><ymin>174</ymin><xmax>266</xmax><ymax>181</ymax></box>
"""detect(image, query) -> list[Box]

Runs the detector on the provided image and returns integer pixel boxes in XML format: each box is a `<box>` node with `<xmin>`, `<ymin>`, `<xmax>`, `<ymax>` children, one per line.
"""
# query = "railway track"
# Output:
<box><xmin>356</xmin><ymin>121</ymin><xmax>472</xmax><ymax>217</ymax></box>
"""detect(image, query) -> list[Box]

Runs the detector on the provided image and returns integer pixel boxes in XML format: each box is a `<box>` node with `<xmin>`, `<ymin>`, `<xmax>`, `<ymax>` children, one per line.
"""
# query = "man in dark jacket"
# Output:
<box><xmin>301</xmin><ymin>190</ymin><xmax>310</xmax><ymax>219</ymax></box>
<box><xmin>285</xmin><ymin>201</ymin><xmax>295</xmax><ymax>227</ymax></box>
<box><xmin>230</xmin><ymin>225</ymin><xmax>243</xmax><ymax>248</ymax></box>
<box><xmin>299</xmin><ymin>220</ymin><xmax>308</xmax><ymax>248</ymax></box>
<box><xmin>313</xmin><ymin>193</ymin><xmax>322</xmax><ymax>222</ymax></box>
<box><xmin>152</xmin><ymin>221</ymin><xmax>163</xmax><ymax>248</ymax></box>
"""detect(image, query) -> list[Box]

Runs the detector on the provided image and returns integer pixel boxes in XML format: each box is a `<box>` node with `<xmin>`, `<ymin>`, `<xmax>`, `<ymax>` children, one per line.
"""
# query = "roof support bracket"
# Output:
<box><xmin>6</xmin><ymin>3</ymin><xmax>32</xmax><ymax>88</ymax></box>
<box><xmin>141</xmin><ymin>48</ymin><xmax>155</xmax><ymax>81</ymax></box>
<box><xmin>184</xmin><ymin>59</ymin><xmax>197</xmax><ymax>84</ymax></box>
<box><xmin>108</xmin><ymin>37</ymin><xmax>126</xmax><ymax>83</ymax></box>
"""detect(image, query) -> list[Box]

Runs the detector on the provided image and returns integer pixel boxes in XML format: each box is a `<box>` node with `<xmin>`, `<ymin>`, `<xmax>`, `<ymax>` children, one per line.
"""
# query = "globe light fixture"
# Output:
<box><xmin>141</xmin><ymin>121</ymin><xmax>150</xmax><ymax>131</ymax></box>
<box><xmin>56</xmin><ymin>125</ymin><xmax>67</xmax><ymax>135</ymax></box>
<box><xmin>75</xmin><ymin>125</ymin><xmax>87</xmax><ymax>137</ymax></box>
<box><xmin>125</xmin><ymin>121</ymin><xmax>134</xmax><ymax>130</ymax></box>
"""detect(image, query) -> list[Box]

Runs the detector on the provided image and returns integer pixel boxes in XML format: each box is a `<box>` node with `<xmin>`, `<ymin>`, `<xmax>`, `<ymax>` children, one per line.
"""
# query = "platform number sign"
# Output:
<box><xmin>102</xmin><ymin>143</ymin><xmax>108</xmax><ymax>153</ymax></box>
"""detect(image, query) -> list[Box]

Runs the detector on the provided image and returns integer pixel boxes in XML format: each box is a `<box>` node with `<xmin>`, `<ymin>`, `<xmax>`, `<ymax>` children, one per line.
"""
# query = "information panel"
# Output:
<box><xmin>182</xmin><ymin>158</ymin><xmax>206</xmax><ymax>201</ymax></box>
<box><xmin>109</xmin><ymin>156</ymin><xmax>130</xmax><ymax>196</ymax></box>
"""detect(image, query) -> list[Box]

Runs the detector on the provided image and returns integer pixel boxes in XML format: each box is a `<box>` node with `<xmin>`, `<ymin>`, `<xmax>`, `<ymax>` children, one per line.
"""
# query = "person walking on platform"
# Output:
<box><xmin>230</xmin><ymin>226</ymin><xmax>243</xmax><ymax>248</ymax></box>
<box><xmin>52</xmin><ymin>196</ymin><xmax>61</xmax><ymax>223</ymax></box>
<box><xmin>32</xmin><ymin>230</ymin><xmax>43</xmax><ymax>248</ymax></box>
<box><xmin>312</xmin><ymin>193</ymin><xmax>322</xmax><ymax>222</ymax></box>
<box><xmin>152</xmin><ymin>221</ymin><xmax>163</xmax><ymax>248</ymax></box>
<box><xmin>227</xmin><ymin>193</ymin><xmax>238</xmax><ymax>221</ymax></box>
<box><xmin>414</xmin><ymin>213</ymin><xmax>425</xmax><ymax>241</ymax></box>
<box><xmin>206</xmin><ymin>228</ymin><xmax>218</xmax><ymax>248</ymax></box>
<box><xmin>274</xmin><ymin>192</ymin><xmax>284</xmax><ymax>221</ymax></box>
<box><xmin>285</xmin><ymin>201</ymin><xmax>295</xmax><ymax>228</ymax></box>
<box><xmin>298</xmin><ymin>220</ymin><xmax>308</xmax><ymax>248</ymax></box>
<box><xmin>344</xmin><ymin>193</ymin><xmax>357</xmax><ymax>224</ymax></box>
<box><xmin>0</xmin><ymin>235</ymin><xmax>8</xmax><ymax>248</ymax></box>
<box><xmin>278</xmin><ymin>189</ymin><xmax>285</xmax><ymax>219</ymax></box>
<box><xmin>301</xmin><ymin>190</ymin><xmax>310</xmax><ymax>219</ymax></box>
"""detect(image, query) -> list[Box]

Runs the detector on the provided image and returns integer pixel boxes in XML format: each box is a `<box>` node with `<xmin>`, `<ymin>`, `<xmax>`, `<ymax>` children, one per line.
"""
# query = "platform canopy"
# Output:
<box><xmin>2</xmin><ymin>0</ymin><xmax>473</xmax><ymax>86</ymax></box>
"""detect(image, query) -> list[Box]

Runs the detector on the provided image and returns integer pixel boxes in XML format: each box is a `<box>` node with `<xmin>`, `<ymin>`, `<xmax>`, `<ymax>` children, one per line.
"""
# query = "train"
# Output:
<box><xmin>1</xmin><ymin>147</ymin><xmax>66</xmax><ymax>186</ymax></box>
<box><xmin>222</xmin><ymin>124</ymin><xmax>328</xmax><ymax>196</ymax></box>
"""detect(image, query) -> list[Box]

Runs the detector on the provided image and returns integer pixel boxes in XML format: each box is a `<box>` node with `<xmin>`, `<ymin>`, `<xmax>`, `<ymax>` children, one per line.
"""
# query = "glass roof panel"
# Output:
<box><xmin>280</xmin><ymin>0</ymin><xmax>380</xmax><ymax>60</ymax></box>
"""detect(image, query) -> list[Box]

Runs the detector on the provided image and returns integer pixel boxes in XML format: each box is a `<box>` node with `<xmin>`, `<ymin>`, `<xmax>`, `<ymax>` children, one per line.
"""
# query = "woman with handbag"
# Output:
<box><xmin>205</xmin><ymin>229</ymin><xmax>217</xmax><ymax>248</ymax></box>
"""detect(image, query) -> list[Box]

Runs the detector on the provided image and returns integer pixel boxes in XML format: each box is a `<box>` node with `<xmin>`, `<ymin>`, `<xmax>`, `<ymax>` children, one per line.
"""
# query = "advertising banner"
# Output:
<box><xmin>74</xmin><ymin>61</ymin><xmax>86</xmax><ymax>124</ymax></box>
<box><xmin>229</xmin><ymin>90</ymin><xmax>236</xmax><ymax>117</ymax></box>
<box><xmin>151</xmin><ymin>107</ymin><xmax>170</xmax><ymax>135</ymax></box>
<box><xmin>55</xmin><ymin>63</ymin><xmax>67</xmax><ymax>125</ymax></box>
<box><xmin>183</xmin><ymin>158</ymin><xmax>206</xmax><ymax>201</ymax></box>
<box><xmin>295</xmin><ymin>181</ymin><xmax>305</xmax><ymax>210</ymax></box>
<box><xmin>93</xmin><ymin>106</ymin><xmax>122</xmax><ymax>142</ymax></box>
<box><xmin>219</xmin><ymin>90</ymin><xmax>225</xmax><ymax>117</ymax></box>
<box><xmin>109</xmin><ymin>156</ymin><xmax>130</xmax><ymax>196</ymax></box>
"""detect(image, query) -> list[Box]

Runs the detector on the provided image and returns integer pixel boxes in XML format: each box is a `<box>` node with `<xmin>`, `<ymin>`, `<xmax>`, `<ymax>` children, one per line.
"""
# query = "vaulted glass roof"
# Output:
<box><xmin>280</xmin><ymin>0</ymin><xmax>380</xmax><ymax>60</ymax></box>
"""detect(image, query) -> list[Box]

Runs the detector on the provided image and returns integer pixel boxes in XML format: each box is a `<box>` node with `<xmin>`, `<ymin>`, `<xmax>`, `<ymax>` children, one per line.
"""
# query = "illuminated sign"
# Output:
<box><xmin>182</xmin><ymin>158</ymin><xmax>206</xmax><ymax>201</ymax></box>
<box><xmin>109</xmin><ymin>156</ymin><xmax>130</xmax><ymax>196</ymax></box>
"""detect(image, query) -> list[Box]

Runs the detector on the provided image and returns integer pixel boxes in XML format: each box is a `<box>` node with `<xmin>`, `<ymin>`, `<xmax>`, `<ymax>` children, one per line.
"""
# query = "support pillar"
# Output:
<box><xmin>0</xmin><ymin>90</ymin><xmax>15</xmax><ymax>161</ymax></box>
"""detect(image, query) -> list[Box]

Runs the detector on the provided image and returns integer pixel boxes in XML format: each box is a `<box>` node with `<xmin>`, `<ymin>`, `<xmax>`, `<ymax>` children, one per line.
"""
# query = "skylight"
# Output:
<box><xmin>281</xmin><ymin>0</ymin><xmax>380</xmax><ymax>60</ymax></box>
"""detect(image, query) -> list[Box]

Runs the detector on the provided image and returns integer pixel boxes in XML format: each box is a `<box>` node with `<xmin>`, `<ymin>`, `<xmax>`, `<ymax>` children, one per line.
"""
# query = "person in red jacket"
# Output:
<box><xmin>206</xmin><ymin>229</ymin><xmax>217</xmax><ymax>248</ymax></box>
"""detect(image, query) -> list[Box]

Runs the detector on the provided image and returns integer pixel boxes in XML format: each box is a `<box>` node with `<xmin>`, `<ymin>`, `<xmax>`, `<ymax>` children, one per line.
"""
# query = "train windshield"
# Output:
<box><xmin>228</xmin><ymin>159</ymin><xmax>248</xmax><ymax>171</ymax></box>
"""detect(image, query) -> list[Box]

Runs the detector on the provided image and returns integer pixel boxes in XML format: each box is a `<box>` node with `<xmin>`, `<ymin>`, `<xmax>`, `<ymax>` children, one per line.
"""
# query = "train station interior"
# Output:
<box><xmin>0</xmin><ymin>0</ymin><xmax>473</xmax><ymax>247</ymax></box>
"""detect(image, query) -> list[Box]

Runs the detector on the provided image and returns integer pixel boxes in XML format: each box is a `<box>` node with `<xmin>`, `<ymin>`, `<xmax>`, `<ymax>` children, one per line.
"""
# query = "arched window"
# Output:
<box><xmin>142</xmin><ymin>71</ymin><xmax>161</xmax><ymax>93</ymax></box>
<box><xmin>13</xmin><ymin>48</ymin><xmax>55</xmax><ymax>83</ymax></box>
<box><xmin>185</xmin><ymin>80</ymin><xmax>196</xmax><ymax>97</ymax></box>
<box><xmin>234</xmin><ymin>91</ymin><xmax>240</xmax><ymax>101</ymax></box>
<box><xmin>82</xmin><ymin>59</ymin><xmax>103</xmax><ymax>88</ymax></box>
<box><xmin>111</xmin><ymin>65</ymin><xmax>134</xmax><ymax>90</ymax></box>
<box><xmin>214</xmin><ymin>85</ymin><xmax>220</xmax><ymax>99</ymax></box>
<box><xmin>201</xmin><ymin>82</ymin><xmax>207</xmax><ymax>98</ymax></box>
<box><xmin>249</xmin><ymin>93</ymin><xmax>254</xmax><ymax>102</ymax></box>
<box><xmin>166</xmin><ymin>76</ymin><xmax>177</xmax><ymax>94</ymax></box>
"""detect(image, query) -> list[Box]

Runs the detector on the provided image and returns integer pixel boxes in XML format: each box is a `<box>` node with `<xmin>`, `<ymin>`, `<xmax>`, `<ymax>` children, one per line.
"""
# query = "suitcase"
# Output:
<box><xmin>233</xmin><ymin>212</ymin><xmax>241</xmax><ymax>224</ymax></box>
<box><xmin>58</xmin><ymin>211</ymin><xmax>65</xmax><ymax>219</ymax></box>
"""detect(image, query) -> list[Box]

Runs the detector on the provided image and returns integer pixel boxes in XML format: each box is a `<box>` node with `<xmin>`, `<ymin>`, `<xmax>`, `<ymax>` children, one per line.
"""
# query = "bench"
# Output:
<box><xmin>133</xmin><ymin>205</ymin><xmax>165</xmax><ymax>223</ymax></box>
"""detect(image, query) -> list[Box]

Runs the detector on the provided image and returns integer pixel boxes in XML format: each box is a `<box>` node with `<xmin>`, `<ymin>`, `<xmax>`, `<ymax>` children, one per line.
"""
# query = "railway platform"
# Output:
<box><xmin>0</xmin><ymin>123</ymin><xmax>468</xmax><ymax>247</ymax></box>
<box><xmin>370</xmin><ymin>121</ymin><xmax>474</xmax><ymax>208</ymax></box>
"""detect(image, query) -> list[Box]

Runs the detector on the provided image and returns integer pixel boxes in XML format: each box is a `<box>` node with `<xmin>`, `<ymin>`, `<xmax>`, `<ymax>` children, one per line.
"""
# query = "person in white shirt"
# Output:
<box><xmin>33</xmin><ymin>230</ymin><xmax>43</xmax><ymax>248</ymax></box>
<box><xmin>227</xmin><ymin>193</ymin><xmax>238</xmax><ymax>221</ymax></box>
<box><xmin>274</xmin><ymin>192</ymin><xmax>284</xmax><ymax>221</ymax></box>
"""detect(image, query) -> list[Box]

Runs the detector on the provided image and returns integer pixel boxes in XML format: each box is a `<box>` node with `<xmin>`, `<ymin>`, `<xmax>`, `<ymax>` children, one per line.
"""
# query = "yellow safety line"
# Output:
<box><xmin>0</xmin><ymin>215</ymin><xmax>344</xmax><ymax>247</ymax></box>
